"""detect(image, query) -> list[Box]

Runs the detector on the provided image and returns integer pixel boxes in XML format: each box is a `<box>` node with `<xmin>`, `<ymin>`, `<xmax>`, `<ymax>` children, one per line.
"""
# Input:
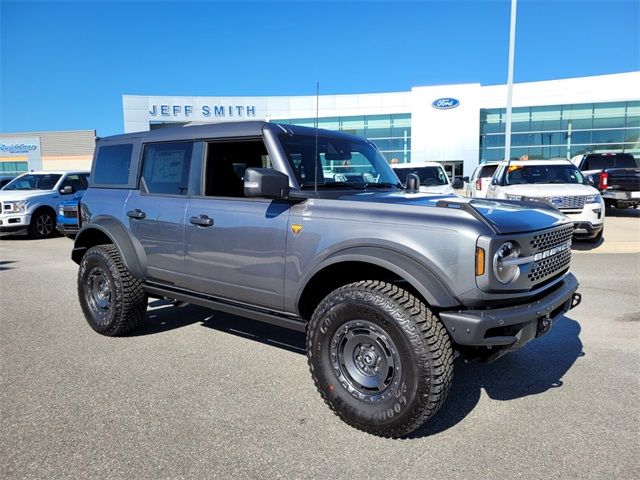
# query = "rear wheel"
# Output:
<box><xmin>78</xmin><ymin>244</ymin><xmax>147</xmax><ymax>336</ymax></box>
<box><xmin>29</xmin><ymin>210</ymin><xmax>56</xmax><ymax>238</ymax></box>
<box><xmin>306</xmin><ymin>280</ymin><xmax>454</xmax><ymax>438</ymax></box>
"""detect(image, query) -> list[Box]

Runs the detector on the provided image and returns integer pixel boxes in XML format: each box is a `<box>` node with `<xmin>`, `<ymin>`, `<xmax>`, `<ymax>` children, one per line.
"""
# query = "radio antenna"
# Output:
<box><xmin>314</xmin><ymin>82</ymin><xmax>319</xmax><ymax>194</ymax></box>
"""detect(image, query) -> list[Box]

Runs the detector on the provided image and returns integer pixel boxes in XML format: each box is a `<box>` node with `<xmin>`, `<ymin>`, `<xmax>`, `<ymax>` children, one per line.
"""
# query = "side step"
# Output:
<box><xmin>143</xmin><ymin>283</ymin><xmax>308</xmax><ymax>333</ymax></box>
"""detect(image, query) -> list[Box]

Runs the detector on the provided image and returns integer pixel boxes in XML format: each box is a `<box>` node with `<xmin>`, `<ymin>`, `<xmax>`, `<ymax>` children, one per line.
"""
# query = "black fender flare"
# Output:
<box><xmin>72</xmin><ymin>216</ymin><xmax>147</xmax><ymax>279</ymax></box>
<box><xmin>296</xmin><ymin>246</ymin><xmax>459</xmax><ymax>309</ymax></box>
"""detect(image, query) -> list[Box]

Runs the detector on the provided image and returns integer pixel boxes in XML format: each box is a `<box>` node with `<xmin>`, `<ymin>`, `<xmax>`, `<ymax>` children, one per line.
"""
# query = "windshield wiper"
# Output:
<box><xmin>300</xmin><ymin>182</ymin><xmax>365</xmax><ymax>190</ymax></box>
<box><xmin>364</xmin><ymin>182</ymin><xmax>403</xmax><ymax>189</ymax></box>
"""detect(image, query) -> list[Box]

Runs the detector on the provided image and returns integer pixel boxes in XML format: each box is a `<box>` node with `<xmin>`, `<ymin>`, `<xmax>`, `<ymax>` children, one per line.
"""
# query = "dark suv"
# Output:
<box><xmin>72</xmin><ymin>122</ymin><xmax>581</xmax><ymax>437</ymax></box>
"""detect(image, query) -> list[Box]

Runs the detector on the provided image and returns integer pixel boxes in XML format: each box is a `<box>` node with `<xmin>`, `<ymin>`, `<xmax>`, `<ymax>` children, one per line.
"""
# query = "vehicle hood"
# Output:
<box><xmin>327</xmin><ymin>190</ymin><xmax>570</xmax><ymax>234</ymax></box>
<box><xmin>500</xmin><ymin>183</ymin><xmax>598</xmax><ymax>197</ymax></box>
<box><xmin>0</xmin><ymin>190</ymin><xmax>56</xmax><ymax>201</ymax></box>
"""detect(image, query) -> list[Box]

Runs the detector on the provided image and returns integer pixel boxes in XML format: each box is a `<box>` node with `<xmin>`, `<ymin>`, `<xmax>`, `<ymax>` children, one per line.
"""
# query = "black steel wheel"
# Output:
<box><xmin>307</xmin><ymin>280</ymin><xmax>454</xmax><ymax>438</ymax></box>
<box><xmin>78</xmin><ymin>244</ymin><xmax>147</xmax><ymax>336</ymax></box>
<box><xmin>29</xmin><ymin>210</ymin><xmax>56</xmax><ymax>238</ymax></box>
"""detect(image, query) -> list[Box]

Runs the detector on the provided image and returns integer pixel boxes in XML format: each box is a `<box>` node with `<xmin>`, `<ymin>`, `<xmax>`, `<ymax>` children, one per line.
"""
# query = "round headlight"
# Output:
<box><xmin>493</xmin><ymin>241</ymin><xmax>521</xmax><ymax>284</ymax></box>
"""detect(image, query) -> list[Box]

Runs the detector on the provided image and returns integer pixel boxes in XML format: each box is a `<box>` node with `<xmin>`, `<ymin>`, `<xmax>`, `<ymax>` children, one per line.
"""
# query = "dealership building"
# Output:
<box><xmin>0</xmin><ymin>130</ymin><xmax>96</xmax><ymax>175</ymax></box>
<box><xmin>123</xmin><ymin>71</ymin><xmax>639</xmax><ymax>180</ymax></box>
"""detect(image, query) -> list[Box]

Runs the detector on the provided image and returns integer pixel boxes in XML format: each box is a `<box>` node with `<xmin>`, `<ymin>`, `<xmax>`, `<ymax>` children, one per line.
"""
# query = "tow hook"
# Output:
<box><xmin>537</xmin><ymin>315</ymin><xmax>552</xmax><ymax>337</ymax></box>
<box><xmin>571</xmin><ymin>292</ymin><xmax>582</xmax><ymax>309</ymax></box>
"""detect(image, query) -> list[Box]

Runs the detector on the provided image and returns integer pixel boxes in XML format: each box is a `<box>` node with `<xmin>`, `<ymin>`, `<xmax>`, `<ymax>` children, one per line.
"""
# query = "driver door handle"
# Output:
<box><xmin>127</xmin><ymin>209</ymin><xmax>146</xmax><ymax>220</ymax></box>
<box><xmin>189</xmin><ymin>215</ymin><xmax>214</xmax><ymax>227</ymax></box>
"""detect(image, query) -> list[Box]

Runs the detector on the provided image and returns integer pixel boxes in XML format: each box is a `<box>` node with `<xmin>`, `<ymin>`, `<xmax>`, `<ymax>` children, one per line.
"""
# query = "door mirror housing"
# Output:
<box><xmin>61</xmin><ymin>185</ymin><xmax>75</xmax><ymax>194</ymax></box>
<box><xmin>462</xmin><ymin>176</ymin><xmax>470</xmax><ymax>183</ymax></box>
<box><xmin>452</xmin><ymin>179</ymin><xmax>463</xmax><ymax>189</ymax></box>
<box><xmin>244</xmin><ymin>168</ymin><xmax>290</xmax><ymax>199</ymax></box>
<box><xmin>586</xmin><ymin>175</ymin><xmax>595</xmax><ymax>186</ymax></box>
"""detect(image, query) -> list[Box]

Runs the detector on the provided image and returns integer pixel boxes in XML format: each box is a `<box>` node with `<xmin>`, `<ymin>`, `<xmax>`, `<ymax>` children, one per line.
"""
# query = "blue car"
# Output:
<box><xmin>56</xmin><ymin>190</ymin><xmax>84</xmax><ymax>238</ymax></box>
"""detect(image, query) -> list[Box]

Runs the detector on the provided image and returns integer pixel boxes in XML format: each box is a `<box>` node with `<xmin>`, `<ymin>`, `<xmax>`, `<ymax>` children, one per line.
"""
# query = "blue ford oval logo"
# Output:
<box><xmin>432</xmin><ymin>98</ymin><xmax>460</xmax><ymax>109</ymax></box>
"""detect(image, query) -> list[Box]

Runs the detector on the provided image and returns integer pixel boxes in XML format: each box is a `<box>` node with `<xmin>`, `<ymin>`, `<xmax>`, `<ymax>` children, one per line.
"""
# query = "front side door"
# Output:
<box><xmin>184</xmin><ymin>197</ymin><xmax>290</xmax><ymax>311</ymax></box>
<box><xmin>184</xmin><ymin>139</ymin><xmax>290</xmax><ymax>311</ymax></box>
<box><xmin>125</xmin><ymin>141</ymin><xmax>194</xmax><ymax>287</ymax></box>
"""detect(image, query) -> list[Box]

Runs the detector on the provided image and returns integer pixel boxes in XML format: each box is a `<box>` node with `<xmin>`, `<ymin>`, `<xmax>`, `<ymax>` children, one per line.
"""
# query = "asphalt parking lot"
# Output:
<box><xmin>1</xmin><ymin>210</ymin><xmax>639</xmax><ymax>479</ymax></box>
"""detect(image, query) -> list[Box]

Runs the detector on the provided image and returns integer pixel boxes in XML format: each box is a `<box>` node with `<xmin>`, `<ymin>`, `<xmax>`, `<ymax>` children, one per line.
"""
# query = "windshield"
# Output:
<box><xmin>394</xmin><ymin>166</ymin><xmax>448</xmax><ymax>186</ymax></box>
<box><xmin>504</xmin><ymin>164</ymin><xmax>586</xmax><ymax>185</ymax></box>
<box><xmin>279</xmin><ymin>134</ymin><xmax>400</xmax><ymax>189</ymax></box>
<box><xmin>3</xmin><ymin>174</ymin><xmax>62</xmax><ymax>191</ymax></box>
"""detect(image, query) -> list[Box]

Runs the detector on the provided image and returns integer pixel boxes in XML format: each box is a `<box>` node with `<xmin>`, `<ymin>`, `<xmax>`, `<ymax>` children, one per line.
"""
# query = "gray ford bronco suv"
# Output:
<box><xmin>73</xmin><ymin>122</ymin><xmax>581</xmax><ymax>437</ymax></box>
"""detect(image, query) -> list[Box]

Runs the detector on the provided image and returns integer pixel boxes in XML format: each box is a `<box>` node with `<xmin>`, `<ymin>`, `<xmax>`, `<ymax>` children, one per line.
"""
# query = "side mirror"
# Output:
<box><xmin>452</xmin><ymin>179</ymin><xmax>463</xmax><ymax>189</ymax></box>
<box><xmin>405</xmin><ymin>173</ymin><xmax>420</xmax><ymax>193</ymax></box>
<box><xmin>244</xmin><ymin>168</ymin><xmax>290</xmax><ymax>199</ymax></box>
<box><xmin>61</xmin><ymin>185</ymin><xmax>75</xmax><ymax>194</ymax></box>
<box><xmin>462</xmin><ymin>176</ymin><xmax>470</xmax><ymax>183</ymax></box>
<box><xmin>586</xmin><ymin>175</ymin><xmax>595</xmax><ymax>186</ymax></box>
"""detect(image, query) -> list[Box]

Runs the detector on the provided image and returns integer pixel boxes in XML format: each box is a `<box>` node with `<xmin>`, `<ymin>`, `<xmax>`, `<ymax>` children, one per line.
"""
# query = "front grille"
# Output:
<box><xmin>528</xmin><ymin>248</ymin><xmax>571</xmax><ymax>282</ymax></box>
<box><xmin>543</xmin><ymin>195</ymin><xmax>586</xmax><ymax>210</ymax></box>
<box><xmin>63</xmin><ymin>210</ymin><xmax>77</xmax><ymax>218</ymax></box>
<box><xmin>530</xmin><ymin>224</ymin><xmax>574</xmax><ymax>252</ymax></box>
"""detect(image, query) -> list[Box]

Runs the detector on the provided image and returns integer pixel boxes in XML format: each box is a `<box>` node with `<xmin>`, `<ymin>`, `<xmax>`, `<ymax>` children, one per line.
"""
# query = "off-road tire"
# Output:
<box><xmin>306</xmin><ymin>280</ymin><xmax>454</xmax><ymax>438</ymax></box>
<box><xmin>28</xmin><ymin>210</ymin><xmax>56</xmax><ymax>238</ymax></box>
<box><xmin>78</xmin><ymin>244</ymin><xmax>147</xmax><ymax>336</ymax></box>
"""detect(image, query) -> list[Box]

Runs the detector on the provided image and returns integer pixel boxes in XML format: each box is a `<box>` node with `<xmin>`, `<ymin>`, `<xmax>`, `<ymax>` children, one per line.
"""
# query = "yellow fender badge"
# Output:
<box><xmin>291</xmin><ymin>224</ymin><xmax>303</xmax><ymax>236</ymax></box>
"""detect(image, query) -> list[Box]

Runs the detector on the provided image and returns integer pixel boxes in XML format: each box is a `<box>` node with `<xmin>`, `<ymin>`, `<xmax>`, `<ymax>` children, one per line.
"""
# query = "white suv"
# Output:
<box><xmin>486</xmin><ymin>159</ymin><xmax>604</xmax><ymax>242</ymax></box>
<box><xmin>463</xmin><ymin>162</ymin><xmax>500</xmax><ymax>198</ymax></box>
<box><xmin>391</xmin><ymin>161</ymin><xmax>455</xmax><ymax>195</ymax></box>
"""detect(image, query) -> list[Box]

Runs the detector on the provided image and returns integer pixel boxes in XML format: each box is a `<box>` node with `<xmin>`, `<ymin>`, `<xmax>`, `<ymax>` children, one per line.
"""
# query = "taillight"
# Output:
<box><xmin>598</xmin><ymin>172</ymin><xmax>608</xmax><ymax>190</ymax></box>
<box><xmin>475</xmin><ymin>178</ymin><xmax>482</xmax><ymax>190</ymax></box>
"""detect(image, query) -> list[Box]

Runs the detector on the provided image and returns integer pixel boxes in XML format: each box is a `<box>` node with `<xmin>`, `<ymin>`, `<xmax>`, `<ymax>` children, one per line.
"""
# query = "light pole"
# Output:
<box><xmin>504</xmin><ymin>0</ymin><xmax>518</xmax><ymax>168</ymax></box>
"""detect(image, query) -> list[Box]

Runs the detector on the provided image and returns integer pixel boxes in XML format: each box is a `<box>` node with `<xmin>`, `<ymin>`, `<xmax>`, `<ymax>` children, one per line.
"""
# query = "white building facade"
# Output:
<box><xmin>123</xmin><ymin>72</ymin><xmax>640</xmax><ymax>179</ymax></box>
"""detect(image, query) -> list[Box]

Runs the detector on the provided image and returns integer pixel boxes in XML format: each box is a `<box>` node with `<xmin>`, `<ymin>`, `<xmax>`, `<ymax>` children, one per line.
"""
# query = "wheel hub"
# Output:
<box><xmin>330</xmin><ymin>320</ymin><xmax>401</xmax><ymax>402</ymax></box>
<box><xmin>85</xmin><ymin>267</ymin><xmax>112</xmax><ymax>325</ymax></box>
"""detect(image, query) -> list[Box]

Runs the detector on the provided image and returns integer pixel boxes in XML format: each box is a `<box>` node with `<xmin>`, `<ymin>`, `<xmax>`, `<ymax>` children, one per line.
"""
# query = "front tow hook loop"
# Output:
<box><xmin>571</xmin><ymin>292</ymin><xmax>582</xmax><ymax>309</ymax></box>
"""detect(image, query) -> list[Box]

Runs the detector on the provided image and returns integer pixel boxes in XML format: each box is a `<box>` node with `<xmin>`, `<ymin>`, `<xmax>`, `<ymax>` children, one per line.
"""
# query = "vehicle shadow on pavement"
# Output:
<box><xmin>200</xmin><ymin>311</ymin><xmax>306</xmax><ymax>355</ymax></box>
<box><xmin>131</xmin><ymin>302</ymin><xmax>307</xmax><ymax>354</ymax></box>
<box><xmin>0</xmin><ymin>260</ymin><xmax>18</xmax><ymax>271</ymax></box>
<box><xmin>126</xmin><ymin>301</ymin><xmax>208</xmax><ymax>336</ymax></box>
<box><xmin>410</xmin><ymin>316</ymin><xmax>583</xmax><ymax>438</ymax></box>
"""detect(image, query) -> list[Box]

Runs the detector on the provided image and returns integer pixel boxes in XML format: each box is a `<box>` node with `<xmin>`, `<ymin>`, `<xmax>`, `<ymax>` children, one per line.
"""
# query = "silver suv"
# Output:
<box><xmin>72</xmin><ymin>122</ymin><xmax>581</xmax><ymax>437</ymax></box>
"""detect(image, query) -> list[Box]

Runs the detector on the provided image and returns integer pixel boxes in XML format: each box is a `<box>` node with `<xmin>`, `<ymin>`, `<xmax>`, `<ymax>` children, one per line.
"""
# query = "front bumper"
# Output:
<box><xmin>0</xmin><ymin>213</ymin><xmax>31</xmax><ymax>234</ymax></box>
<box><xmin>603</xmin><ymin>190</ymin><xmax>639</xmax><ymax>208</ymax></box>
<box><xmin>440</xmin><ymin>273</ymin><xmax>580</xmax><ymax>351</ymax></box>
<box><xmin>572</xmin><ymin>221</ymin><xmax>603</xmax><ymax>239</ymax></box>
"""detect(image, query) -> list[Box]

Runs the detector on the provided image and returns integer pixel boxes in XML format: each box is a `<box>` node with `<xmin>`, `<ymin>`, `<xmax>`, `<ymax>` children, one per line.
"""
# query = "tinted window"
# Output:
<box><xmin>204</xmin><ymin>140</ymin><xmax>269</xmax><ymax>197</ymax></box>
<box><xmin>60</xmin><ymin>174</ymin><xmax>85</xmax><ymax>192</ymax></box>
<box><xmin>93</xmin><ymin>144</ymin><xmax>133</xmax><ymax>185</ymax></box>
<box><xmin>141</xmin><ymin>142</ymin><xmax>193</xmax><ymax>195</ymax></box>
<box><xmin>479</xmin><ymin>164</ymin><xmax>498</xmax><ymax>178</ymax></box>
<box><xmin>587</xmin><ymin>154</ymin><xmax>636</xmax><ymax>170</ymax></box>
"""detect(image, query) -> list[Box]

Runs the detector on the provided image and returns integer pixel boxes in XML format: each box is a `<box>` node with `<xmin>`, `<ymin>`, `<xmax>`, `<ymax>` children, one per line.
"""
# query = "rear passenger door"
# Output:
<box><xmin>125</xmin><ymin>141</ymin><xmax>194</xmax><ymax>287</ymax></box>
<box><xmin>184</xmin><ymin>139</ymin><xmax>290</xmax><ymax>311</ymax></box>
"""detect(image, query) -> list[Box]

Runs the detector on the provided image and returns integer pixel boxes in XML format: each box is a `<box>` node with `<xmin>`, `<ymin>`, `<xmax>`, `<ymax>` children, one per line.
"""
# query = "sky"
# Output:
<box><xmin>1</xmin><ymin>0</ymin><xmax>638</xmax><ymax>137</ymax></box>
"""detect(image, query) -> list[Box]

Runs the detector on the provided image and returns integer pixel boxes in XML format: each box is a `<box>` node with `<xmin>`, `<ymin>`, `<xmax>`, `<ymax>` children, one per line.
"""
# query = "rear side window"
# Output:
<box><xmin>93</xmin><ymin>144</ymin><xmax>133</xmax><ymax>186</ymax></box>
<box><xmin>479</xmin><ymin>164</ymin><xmax>498</xmax><ymax>178</ymax></box>
<box><xmin>141</xmin><ymin>142</ymin><xmax>193</xmax><ymax>195</ymax></box>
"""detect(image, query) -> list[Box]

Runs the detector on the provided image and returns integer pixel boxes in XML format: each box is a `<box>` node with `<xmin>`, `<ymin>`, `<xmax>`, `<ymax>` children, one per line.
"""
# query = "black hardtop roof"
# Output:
<box><xmin>98</xmin><ymin>121</ymin><xmax>369</xmax><ymax>144</ymax></box>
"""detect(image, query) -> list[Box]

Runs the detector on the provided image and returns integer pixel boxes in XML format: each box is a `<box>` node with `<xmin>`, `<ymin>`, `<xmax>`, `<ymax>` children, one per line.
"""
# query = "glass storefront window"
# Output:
<box><xmin>591</xmin><ymin>129</ymin><xmax>625</xmax><ymax>144</ymax></box>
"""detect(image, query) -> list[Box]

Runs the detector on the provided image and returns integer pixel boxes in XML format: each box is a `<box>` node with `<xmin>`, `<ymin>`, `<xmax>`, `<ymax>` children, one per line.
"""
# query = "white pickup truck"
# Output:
<box><xmin>486</xmin><ymin>159</ymin><xmax>605</xmax><ymax>242</ymax></box>
<box><xmin>0</xmin><ymin>171</ymin><xmax>89</xmax><ymax>238</ymax></box>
